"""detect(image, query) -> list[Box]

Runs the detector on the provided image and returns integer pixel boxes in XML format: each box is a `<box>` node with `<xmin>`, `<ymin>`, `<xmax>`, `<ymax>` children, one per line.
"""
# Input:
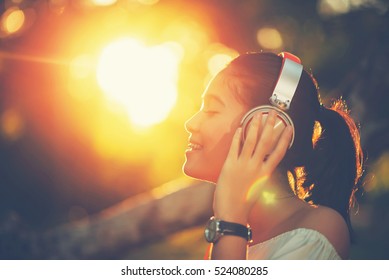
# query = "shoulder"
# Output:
<box><xmin>297</xmin><ymin>205</ymin><xmax>350</xmax><ymax>259</ymax></box>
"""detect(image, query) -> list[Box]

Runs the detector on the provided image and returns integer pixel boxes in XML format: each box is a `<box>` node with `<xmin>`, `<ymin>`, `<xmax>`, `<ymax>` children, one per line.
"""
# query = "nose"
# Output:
<box><xmin>185</xmin><ymin>111</ymin><xmax>201</xmax><ymax>134</ymax></box>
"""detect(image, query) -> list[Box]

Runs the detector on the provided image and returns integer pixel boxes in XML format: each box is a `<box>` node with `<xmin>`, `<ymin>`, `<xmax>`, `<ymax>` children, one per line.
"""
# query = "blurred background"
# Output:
<box><xmin>0</xmin><ymin>0</ymin><xmax>388</xmax><ymax>259</ymax></box>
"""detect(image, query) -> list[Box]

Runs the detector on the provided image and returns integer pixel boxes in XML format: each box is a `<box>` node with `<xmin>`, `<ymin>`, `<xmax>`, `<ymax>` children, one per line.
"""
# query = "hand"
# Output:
<box><xmin>213</xmin><ymin>110</ymin><xmax>293</xmax><ymax>224</ymax></box>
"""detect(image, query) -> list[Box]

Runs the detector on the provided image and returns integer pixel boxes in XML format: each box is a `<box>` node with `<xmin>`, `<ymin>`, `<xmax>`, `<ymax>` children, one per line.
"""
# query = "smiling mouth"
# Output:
<box><xmin>187</xmin><ymin>143</ymin><xmax>203</xmax><ymax>151</ymax></box>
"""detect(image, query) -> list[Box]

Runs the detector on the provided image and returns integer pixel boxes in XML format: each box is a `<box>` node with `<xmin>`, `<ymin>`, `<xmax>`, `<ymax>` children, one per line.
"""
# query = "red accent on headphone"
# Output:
<box><xmin>279</xmin><ymin>52</ymin><xmax>301</xmax><ymax>64</ymax></box>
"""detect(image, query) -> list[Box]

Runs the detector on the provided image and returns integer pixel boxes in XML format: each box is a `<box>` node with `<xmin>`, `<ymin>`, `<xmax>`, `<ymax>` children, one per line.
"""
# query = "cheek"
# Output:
<box><xmin>183</xmin><ymin>112</ymin><xmax>244</xmax><ymax>182</ymax></box>
<box><xmin>207</xmin><ymin>127</ymin><xmax>234</xmax><ymax>153</ymax></box>
<box><xmin>206</xmin><ymin>115</ymin><xmax>242</xmax><ymax>157</ymax></box>
<box><xmin>205</xmin><ymin>127</ymin><xmax>236</xmax><ymax>168</ymax></box>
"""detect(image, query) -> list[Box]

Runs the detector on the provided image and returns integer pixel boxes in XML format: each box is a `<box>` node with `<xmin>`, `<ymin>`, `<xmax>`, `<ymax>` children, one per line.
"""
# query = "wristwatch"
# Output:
<box><xmin>204</xmin><ymin>216</ymin><xmax>252</xmax><ymax>243</ymax></box>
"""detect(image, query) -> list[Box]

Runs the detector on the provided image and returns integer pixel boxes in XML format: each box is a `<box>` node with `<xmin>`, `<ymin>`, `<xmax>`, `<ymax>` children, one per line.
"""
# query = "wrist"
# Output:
<box><xmin>213</xmin><ymin>191</ymin><xmax>250</xmax><ymax>225</ymax></box>
<box><xmin>213</xmin><ymin>212</ymin><xmax>248</xmax><ymax>225</ymax></box>
<box><xmin>204</xmin><ymin>216</ymin><xmax>253</xmax><ymax>244</ymax></box>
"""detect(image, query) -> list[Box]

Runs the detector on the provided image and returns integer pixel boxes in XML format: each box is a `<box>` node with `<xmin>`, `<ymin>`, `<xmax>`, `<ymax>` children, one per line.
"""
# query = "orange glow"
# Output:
<box><xmin>67</xmin><ymin>55</ymin><xmax>95</xmax><ymax>102</ymax></box>
<box><xmin>203</xmin><ymin>43</ymin><xmax>238</xmax><ymax>85</ymax></box>
<box><xmin>163</xmin><ymin>21</ymin><xmax>208</xmax><ymax>60</ymax></box>
<box><xmin>208</xmin><ymin>54</ymin><xmax>234</xmax><ymax>76</ymax></box>
<box><xmin>1</xmin><ymin>2</ymin><xmax>214</xmax><ymax>194</ymax></box>
<box><xmin>1</xmin><ymin>7</ymin><xmax>25</xmax><ymax>35</ymax></box>
<box><xmin>256</xmin><ymin>27</ymin><xmax>283</xmax><ymax>50</ymax></box>
<box><xmin>96</xmin><ymin>38</ymin><xmax>182</xmax><ymax>128</ymax></box>
<box><xmin>91</xmin><ymin>0</ymin><xmax>117</xmax><ymax>6</ymax></box>
<box><xmin>137</xmin><ymin>0</ymin><xmax>160</xmax><ymax>5</ymax></box>
<box><xmin>0</xmin><ymin>56</ymin><xmax>3</xmax><ymax>73</ymax></box>
<box><xmin>69</xmin><ymin>54</ymin><xmax>94</xmax><ymax>80</ymax></box>
<box><xmin>48</xmin><ymin>0</ymin><xmax>66</xmax><ymax>14</ymax></box>
<box><xmin>0</xmin><ymin>108</ymin><xmax>24</xmax><ymax>141</ymax></box>
<box><xmin>0</xmin><ymin>50</ymin><xmax>67</xmax><ymax>66</ymax></box>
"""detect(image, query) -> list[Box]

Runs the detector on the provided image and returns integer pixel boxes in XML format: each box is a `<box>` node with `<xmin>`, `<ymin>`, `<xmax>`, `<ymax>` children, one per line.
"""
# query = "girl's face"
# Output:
<box><xmin>183</xmin><ymin>72</ymin><xmax>247</xmax><ymax>183</ymax></box>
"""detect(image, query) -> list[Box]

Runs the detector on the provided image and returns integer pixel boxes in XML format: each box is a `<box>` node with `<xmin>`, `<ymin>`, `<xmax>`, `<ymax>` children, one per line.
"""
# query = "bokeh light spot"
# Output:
<box><xmin>366</xmin><ymin>152</ymin><xmax>389</xmax><ymax>192</ymax></box>
<box><xmin>162</xmin><ymin>21</ymin><xmax>208</xmax><ymax>61</ymax></box>
<box><xmin>208</xmin><ymin>53</ymin><xmax>233</xmax><ymax>76</ymax></box>
<box><xmin>318</xmin><ymin>0</ymin><xmax>350</xmax><ymax>16</ymax></box>
<box><xmin>256</xmin><ymin>27</ymin><xmax>283</xmax><ymax>50</ymax></box>
<box><xmin>317</xmin><ymin>0</ymin><xmax>388</xmax><ymax>16</ymax></box>
<box><xmin>49</xmin><ymin>0</ymin><xmax>67</xmax><ymax>14</ymax></box>
<box><xmin>91</xmin><ymin>0</ymin><xmax>117</xmax><ymax>6</ymax></box>
<box><xmin>262</xmin><ymin>191</ymin><xmax>276</xmax><ymax>205</ymax></box>
<box><xmin>0</xmin><ymin>108</ymin><xmax>24</xmax><ymax>141</ymax></box>
<box><xmin>1</xmin><ymin>7</ymin><xmax>25</xmax><ymax>35</ymax></box>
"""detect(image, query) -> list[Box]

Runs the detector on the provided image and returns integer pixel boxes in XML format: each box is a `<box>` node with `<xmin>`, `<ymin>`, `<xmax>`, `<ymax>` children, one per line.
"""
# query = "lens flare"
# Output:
<box><xmin>69</xmin><ymin>54</ymin><xmax>94</xmax><ymax>79</ymax></box>
<box><xmin>262</xmin><ymin>191</ymin><xmax>277</xmax><ymax>205</ymax></box>
<box><xmin>246</xmin><ymin>175</ymin><xmax>269</xmax><ymax>202</ymax></box>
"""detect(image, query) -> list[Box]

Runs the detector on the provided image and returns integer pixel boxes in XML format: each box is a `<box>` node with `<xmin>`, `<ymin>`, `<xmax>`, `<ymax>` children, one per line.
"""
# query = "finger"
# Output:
<box><xmin>240</xmin><ymin>113</ymin><xmax>262</xmax><ymax>159</ymax></box>
<box><xmin>264</xmin><ymin>125</ymin><xmax>293</xmax><ymax>172</ymax></box>
<box><xmin>255</xmin><ymin>110</ymin><xmax>277</xmax><ymax>160</ymax></box>
<box><xmin>226</xmin><ymin>127</ymin><xmax>242</xmax><ymax>160</ymax></box>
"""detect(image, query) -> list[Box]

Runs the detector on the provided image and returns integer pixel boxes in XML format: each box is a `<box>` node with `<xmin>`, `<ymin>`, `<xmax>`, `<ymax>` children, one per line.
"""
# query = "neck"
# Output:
<box><xmin>247</xmin><ymin>171</ymin><xmax>304</xmax><ymax>244</ymax></box>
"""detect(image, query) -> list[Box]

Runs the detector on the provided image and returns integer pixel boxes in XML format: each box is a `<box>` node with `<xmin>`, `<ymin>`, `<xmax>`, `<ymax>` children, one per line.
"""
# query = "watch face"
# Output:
<box><xmin>204</xmin><ymin>218</ymin><xmax>218</xmax><ymax>242</ymax></box>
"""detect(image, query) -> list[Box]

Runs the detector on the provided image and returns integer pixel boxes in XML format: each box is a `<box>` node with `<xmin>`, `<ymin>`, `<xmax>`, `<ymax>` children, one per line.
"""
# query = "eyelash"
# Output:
<box><xmin>203</xmin><ymin>110</ymin><xmax>218</xmax><ymax>115</ymax></box>
<box><xmin>201</xmin><ymin>103</ymin><xmax>218</xmax><ymax>115</ymax></box>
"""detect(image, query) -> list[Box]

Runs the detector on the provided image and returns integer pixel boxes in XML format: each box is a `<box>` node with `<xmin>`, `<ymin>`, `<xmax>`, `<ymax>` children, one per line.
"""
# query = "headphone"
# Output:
<box><xmin>240</xmin><ymin>52</ymin><xmax>303</xmax><ymax>149</ymax></box>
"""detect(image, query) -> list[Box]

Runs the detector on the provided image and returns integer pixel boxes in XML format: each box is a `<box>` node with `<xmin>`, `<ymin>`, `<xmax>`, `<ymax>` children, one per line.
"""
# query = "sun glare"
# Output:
<box><xmin>96</xmin><ymin>38</ymin><xmax>182</xmax><ymax>128</ymax></box>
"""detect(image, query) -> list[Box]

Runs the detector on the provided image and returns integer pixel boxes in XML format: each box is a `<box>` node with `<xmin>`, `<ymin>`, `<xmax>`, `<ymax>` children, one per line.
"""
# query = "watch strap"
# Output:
<box><xmin>219</xmin><ymin>220</ymin><xmax>252</xmax><ymax>242</ymax></box>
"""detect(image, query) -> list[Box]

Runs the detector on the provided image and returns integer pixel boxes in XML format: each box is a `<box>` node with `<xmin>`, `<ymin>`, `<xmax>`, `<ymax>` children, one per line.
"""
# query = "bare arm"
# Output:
<box><xmin>209</xmin><ymin>237</ymin><xmax>248</xmax><ymax>260</ymax></box>
<box><xmin>210</xmin><ymin>111</ymin><xmax>292</xmax><ymax>259</ymax></box>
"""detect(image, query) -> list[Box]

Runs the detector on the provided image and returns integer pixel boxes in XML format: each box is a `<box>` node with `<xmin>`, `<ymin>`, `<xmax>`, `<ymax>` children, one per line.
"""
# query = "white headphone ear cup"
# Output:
<box><xmin>240</xmin><ymin>106</ymin><xmax>295</xmax><ymax>149</ymax></box>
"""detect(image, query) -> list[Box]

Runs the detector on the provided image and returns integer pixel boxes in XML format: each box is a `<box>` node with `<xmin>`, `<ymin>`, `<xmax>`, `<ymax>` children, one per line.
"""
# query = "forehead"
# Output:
<box><xmin>202</xmin><ymin>73</ymin><xmax>241</xmax><ymax>106</ymax></box>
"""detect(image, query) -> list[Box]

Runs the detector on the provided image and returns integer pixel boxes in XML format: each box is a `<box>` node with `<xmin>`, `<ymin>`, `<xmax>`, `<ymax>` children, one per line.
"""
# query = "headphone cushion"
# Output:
<box><xmin>240</xmin><ymin>106</ymin><xmax>295</xmax><ymax>149</ymax></box>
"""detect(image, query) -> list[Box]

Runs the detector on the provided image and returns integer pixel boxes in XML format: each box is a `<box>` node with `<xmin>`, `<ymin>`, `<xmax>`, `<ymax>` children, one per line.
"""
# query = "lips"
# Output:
<box><xmin>188</xmin><ymin>143</ymin><xmax>202</xmax><ymax>150</ymax></box>
<box><xmin>187</xmin><ymin>139</ymin><xmax>203</xmax><ymax>151</ymax></box>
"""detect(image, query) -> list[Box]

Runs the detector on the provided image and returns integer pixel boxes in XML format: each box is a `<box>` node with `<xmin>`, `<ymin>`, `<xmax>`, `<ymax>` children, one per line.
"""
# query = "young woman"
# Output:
<box><xmin>183</xmin><ymin>52</ymin><xmax>363</xmax><ymax>260</ymax></box>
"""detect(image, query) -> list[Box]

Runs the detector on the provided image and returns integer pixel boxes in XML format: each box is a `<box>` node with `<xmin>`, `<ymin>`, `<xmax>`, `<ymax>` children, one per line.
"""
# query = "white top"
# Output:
<box><xmin>248</xmin><ymin>228</ymin><xmax>341</xmax><ymax>260</ymax></box>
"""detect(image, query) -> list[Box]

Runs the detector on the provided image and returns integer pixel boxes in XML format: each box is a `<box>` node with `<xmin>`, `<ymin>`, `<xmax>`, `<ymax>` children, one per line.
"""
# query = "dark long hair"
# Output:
<box><xmin>222</xmin><ymin>52</ymin><xmax>364</xmax><ymax>236</ymax></box>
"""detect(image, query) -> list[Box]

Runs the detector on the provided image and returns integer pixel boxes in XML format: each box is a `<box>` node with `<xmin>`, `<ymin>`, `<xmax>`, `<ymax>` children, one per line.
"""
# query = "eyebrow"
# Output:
<box><xmin>201</xmin><ymin>94</ymin><xmax>225</xmax><ymax>107</ymax></box>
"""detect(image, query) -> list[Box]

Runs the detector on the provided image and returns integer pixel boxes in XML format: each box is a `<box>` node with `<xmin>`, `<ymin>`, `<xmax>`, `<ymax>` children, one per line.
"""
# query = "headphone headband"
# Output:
<box><xmin>269</xmin><ymin>52</ymin><xmax>303</xmax><ymax>111</ymax></box>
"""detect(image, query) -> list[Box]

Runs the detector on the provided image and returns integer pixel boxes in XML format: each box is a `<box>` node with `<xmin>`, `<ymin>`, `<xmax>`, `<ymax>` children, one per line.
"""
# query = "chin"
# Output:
<box><xmin>182</xmin><ymin>160</ymin><xmax>218</xmax><ymax>183</ymax></box>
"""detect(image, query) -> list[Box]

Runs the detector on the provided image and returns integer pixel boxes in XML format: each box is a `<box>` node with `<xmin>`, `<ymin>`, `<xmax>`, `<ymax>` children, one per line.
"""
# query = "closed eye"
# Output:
<box><xmin>202</xmin><ymin>110</ymin><xmax>218</xmax><ymax>115</ymax></box>
<box><xmin>200</xmin><ymin>103</ymin><xmax>217</xmax><ymax>115</ymax></box>
<box><xmin>200</xmin><ymin>95</ymin><xmax>223</xmax><ymax>116</ymax></box>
